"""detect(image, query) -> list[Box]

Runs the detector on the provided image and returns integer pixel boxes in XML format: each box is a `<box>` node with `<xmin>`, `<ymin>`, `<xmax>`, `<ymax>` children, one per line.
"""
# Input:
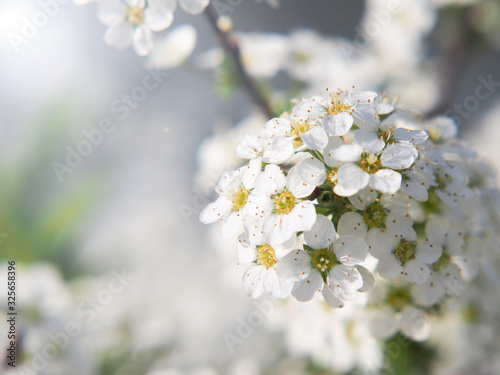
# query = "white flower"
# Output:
<box><xmin>370</xmin><ymin>305</ymin><xmax>431</xmax><ymax>341</ymax></box>
<box><xmin>420</xmin><ymin>217</ymin><xmax>467</xmax><ymax>304</ymax></box>
<box><xmin>235</xmin><ymin>130</ymin><xmax>294</xmax><ymax>164</ymax></box>
<box><xmin>371</xmin><ymin>236</ymin><xmax>442</xmax><ymax>285</ymax></box>
<box><xmin>338</xmin><ymin>188</ymin><xmax>417</xmax><ymax>243</ymax></box>
<box><xmin>237</xmin><ymin>218</ymin><xmax>295</xmax><ymax>298</ymax></box>
<box><xmin>237</xmin><ymin>33</ymin><xmax>290</xmax><ymax>78</ymax></box>
<box><xmin>98</xmin><ymin>0</ymin><xmax>176</xmax><ymax>55</ymax></box>
<box><xmin>328</xmin><ymin>128</ymin><xmax>422</xmax><ymax>195</ymax></box>
<box><xmin>261</xmin><ymin>113</ymin><xmax>329</xmax><ymax>151</ymax></box>
<box><xmin>148</xmin><ymin>24</ymin><xmax>197</xmax><ymax>69</ymax></box>
<box><xmin>199</xmin><ymin>158</ymin><xmax>261</xmax><ymax>238</ymax></box>
<box><xmin>294</xmin><ymin>88</ymin><xmax>379</xmax><ymax>136</ymax></box>
<box><xmin>277</xmin><ymin>215</ymin><xmax>370</xmax><ymax>307</ymax></box>
<box><xmin>247</xmin><ymin>162</ymin><xmax>320</xmax><ymax>245</ymax></box>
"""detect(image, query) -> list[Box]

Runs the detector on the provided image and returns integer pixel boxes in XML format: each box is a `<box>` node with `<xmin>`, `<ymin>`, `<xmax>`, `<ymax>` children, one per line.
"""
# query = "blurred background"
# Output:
<box><xmin>1</xmin><ymin>0</ymin><xmax>500</xmax><ymax>374</ymax></box>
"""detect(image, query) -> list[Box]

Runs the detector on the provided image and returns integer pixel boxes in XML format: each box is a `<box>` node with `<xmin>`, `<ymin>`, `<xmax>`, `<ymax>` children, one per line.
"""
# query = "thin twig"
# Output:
<box><xmin>204</xmin><ymin>4</ymin><xmax>275</xmax><ymax>118</ymax></box>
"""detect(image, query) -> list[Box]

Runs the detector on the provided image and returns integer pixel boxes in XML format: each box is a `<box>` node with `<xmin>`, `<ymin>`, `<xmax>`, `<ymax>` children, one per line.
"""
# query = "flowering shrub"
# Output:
<box><xmin>201</xmin><ymin>87</ymin><xmax>500</xmax><ymax>341</ymax></box>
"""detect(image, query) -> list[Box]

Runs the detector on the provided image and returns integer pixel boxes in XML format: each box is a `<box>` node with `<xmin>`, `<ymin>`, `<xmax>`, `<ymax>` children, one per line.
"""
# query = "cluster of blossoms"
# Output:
<box><xmin>201</xmin><ymin>87</ymin><xmax>500</xmax><ymax>341</ymax></box>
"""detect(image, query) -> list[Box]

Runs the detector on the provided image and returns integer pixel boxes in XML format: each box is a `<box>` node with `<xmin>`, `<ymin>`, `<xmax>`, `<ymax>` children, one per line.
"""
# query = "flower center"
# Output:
<box><xmin>327</xmin><ymin>169</ymin><xmax>338</xmax><ymax>186</ymax></box>
<box><xmin>394</xmin><ymin>240</ymin><xmax>417</xmax><ymax>265</ymax></box>
<box><xmin>232</xmin><ymin>187</ymin><xmax>250</xmax><ymax>212</ymax></box>
<box><xmin>359</xmin><ymin>152</ymin><xmax>382</xmax><ymax>174</ymax></box>
<box><xmin>126</xmin><ymin>6</ymin><xmax>145</xmax><ymax>26</ymax></box>
<box><xmin>311</xmin><ymin>248</ymin><xmax>340</xmax><ymax>276</ymax></box>
<box><xmin>291</xmin><ymin>119</ymin><xmax>313</xmax><ymax>147</ymax></box>
<box><xmin>387</xmin><ymin>288</ymin><xmax>412</xmax><ymax>311</ymax></box>
<box><xmin>273</xmin><ymin>189</ymin><xmax>297</xmax><ymax>214</ymax></box>
<box><xmin>363</xmin><ymin>202</ymin><xmax>387</xmax><ymax>228</ymax></box>
<box><xmin>378</xmin><ymin>127</ymin><xmax>395</xmax><ymax>144</ymax></box>
<box><xmin>256</xmin><ymin>244</ymin><xmax>278</xmax><ymax>269</ymax></box>
<box><xmin>327</xmin><ymin>93</ymin><xmax>352</xmax><ymax>115</ymax></box>
<box><xmin>433</xmin><ymin>249</ymin><xmax>451</xmax><ymax>271</ymax></box>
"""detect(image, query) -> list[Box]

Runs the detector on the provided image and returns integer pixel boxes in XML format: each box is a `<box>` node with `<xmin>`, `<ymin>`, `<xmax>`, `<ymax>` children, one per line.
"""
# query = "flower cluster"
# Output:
<box><xmin>201</xmin><ymin>87</ymin><xmax>500</xmax><ymax>340</ymax></box>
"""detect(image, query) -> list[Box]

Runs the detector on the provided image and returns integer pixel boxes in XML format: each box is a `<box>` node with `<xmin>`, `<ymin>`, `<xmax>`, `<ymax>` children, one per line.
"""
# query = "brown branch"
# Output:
<box><xmin>204</xmin><ymin>4</ymin><xmax>275</xmax><ymax>119</ymax></box>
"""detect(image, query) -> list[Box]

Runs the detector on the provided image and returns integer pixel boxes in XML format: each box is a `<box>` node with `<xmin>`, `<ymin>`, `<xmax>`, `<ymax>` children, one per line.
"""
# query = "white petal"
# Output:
<box><xmin>366</xmin><ymin>228</ymin><xmax>395</xmax><ymax>259</ymax></box>
<box><xmin>241</xmin><ymin>158</ymin><xmax>262</xmax><ymax>190</ymax></box>
<box><xmin>287</xmin><ymin>165</ymin><xmax>316</xmax><ymax>198</ymax></box>
<box><xmin>262</xmin><ymin>269</ymin><xmax>294</xmax><ymax>299</ymax></box>
<box><xmin>304</xmin><ymin>214</ymin><xmax>336</xmax><ymax>249</ymax></box>
<box><xmin>235</xmin><ymin>133</ymin><xmax>260</xmax><ymax>160</ymax></box>
<box><xmin>381</xmin><ymin>144</ymin><xmax>416</xmax><ymax>170</ymax></box>
<box><xmin>98</xmin><ymin>1</ymin><xmax>126</xmax><ymax>25</ymax></box>
<box><xmin>104</xmin><ymin>22</ymin><xmax>133</xmax><ymax>50</ymax></box>
<box><xmin>295</xmin><ymin>157</ymin><xmax>327</xmax><ymax>187</ymax></box>
<box><xmin>132</xmin><ymin>25</ymin><xmax>153</xmax><ymax>56</ymax></box>
<box><xmin>425</xmin><ymin>217</ymin><xmax>447</xmax><ymax>245</ymax></box>
<box><xmin>293</xmin><ymin>100</ymin><xmax>325</xmax><ymax>118</ymax></box>
<box><xmin>333</xmin><ymin>184</ymin><xmax>360</xmax><ymax>197</ymax></box>
<box><xmin>301</xmin><ymin>127</ymin><xmax>329</xmax><ymax>151</ymax></box>
<box><xmin>404</xmin><ymin>260</ymin><xmax>430</xmax><ymax>285</ymax></box>
<box><xmin>369</xmin><ymin>169</ymin><xmax>401</xmax><ymax>194</ymax></box>
<box><xmin>261</xmin><ymin>117</ymin><xmax>291</xmax><ymax>138</ymax></box>
<box><xmin>416</xmin><ymin>242</ymin><xmax>442</xmax><ymax>264</ymax></box>
<box><xmin>394</xmin><ymin>128</ymin><xmax>428</xmax><ymax>144</ymax></box>
<box><xmin>327</xmin><ymin>265</ymin><xmax>363</xmax><ymax>300</ymax></box>
<box><xmin>237</xmin><ymin>235</ymin><xmax>256</xmax><ymax>263</ymax></box>
<box><xmin>323</xmin><ymin>112</ymin><xmax>354</xmax><ymax>136</ymax></box>
<box><xmin>253</xmin><ymin>164</ymin><xmax>286</xmax><ymax>196</ymax></box>
<box><xmin>349</xmin><ymin>90</ymin><xmax>378</xmax><ymax>103</ymax></box>
<box><xmin>199</xmin><ymin>196</ymin><xmax>232</xmax><ymax>224</ymax></box>
<box><xmin>338</xmin><ymin>164</ymin><xmax>370</xmax><ymax>192</ymax></box>
<box><xmin>276</xmin><ymin>249</ymin><xmax>312</xmax><ymax>281</ymax></box>
<box><xmin>369</xmin><ymin>308</ymin><xmax>398</xmax><ymax>339</ymax></box>
<box><xmin>356</xmin><ymin>265</ymin><xmax>374</xmax><ymax>292</ymax></box>
<box><xmin>333</xmin><ymin>235</ymin><xmax>369</xmax><ymax>266</ymax></box>
<box><xmin>292</xmin><ymin>271</ymin><xmax>323</xmax><ymax>302</ymax></box>
<box><xmin>286</xmin><ymin>201</ymin><xmax>317</xmax><ymax>233</ymax></box>
<box><xmin>246</xmin><ymin>193</ymin><xmax>273</xmax><ymax>221</ymax></box>
<box><xmin>348</xmin><ymin>187</ymin><xmax>377</xmax><ymax>210</ymax></box>
<box><xmin>221</xmin><ymin>212</ymin><xmax>244</xmax><ymax>239</ymax></box>
<box><xmin>329</xmin><ymin>144</ymin><xmax>362</xmax><ymax>163</ymax></box>
<box><xmin>421</xmin><ymin>272</ymin><xmax>445</xmax><ymax>304</ymax></box>
<box><xmin>261</xmin><ymin>137</ymin><xmax>294</xmax><ymax>164</ymax></box>
<box><xmin>145</xmin><ymin>5</ymin><xmax>174</xmax><ymax>31</ymax></box>
<box><xmin>453</xmin><ymin>255</ymin><xmax>479</xmax><ymax>282</ymax></box>
<box><xmin>354</xmin><ymin>129</ymin><xmax>385</xmax><ymax>154</ymax></box>
<box><xmin>377</xmin><ymin>254</ymin><xmax>402</xmax><ymax>280</ymax></box>
<box><xmin>401</xmin><ymin>307</ymin><xmax>431</xmax><ymax>341</ymax></box>
<box><xmin>386</xmin><ymin>214</ymin><xmax>416</xmax><ymax>241</ymax></box>
<box><xmin>263</xmin><ymin>215</ymin><xmax>294</xmax><ymax>246</ymax></box>
<box><xmin>324</xmin><ymin>136</ymin><xmax>346</xmax><ymax>168</ymax></box>
<box><xmin>401</xmin><ymin>176</ymin><xmax>428</xmax><ymax>202</ymax></box>
<box><xmin>337</xmin><ymin>212</ymin><xmax>367</xmax><ymax>237</ymax></box>
<box><xmin>321</xmin><ymin>286</ymin><xmax>345</xmax><ymax>308</ymax></box>
<box><xmin>179</xmin><ymin>0</ymin><xmax>209</xmax><ymax>14</ymax></box>
<box><xmin>242</xmin><ymin>266</ymin><xmax>265</xmax><ymax>298</ymax></box>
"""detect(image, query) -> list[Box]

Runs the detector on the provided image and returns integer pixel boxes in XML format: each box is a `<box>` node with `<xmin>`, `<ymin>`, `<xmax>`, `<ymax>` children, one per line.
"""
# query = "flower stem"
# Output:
<box><xmin>204</xmin><ymin>5</ymin><xmax>275</xmax><ymax>119</ymax></box>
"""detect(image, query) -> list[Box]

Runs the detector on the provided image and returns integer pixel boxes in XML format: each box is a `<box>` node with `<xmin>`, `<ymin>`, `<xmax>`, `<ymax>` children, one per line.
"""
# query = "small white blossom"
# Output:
<box><xmin>277</xmin><ymin>215</ymin><xmax>370</xmax><ymax>307</ymax></box>
<box><xmin>200</xmin><ymin>158</ymin><xmax>261</xmax><ymax>238</ymax></box>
